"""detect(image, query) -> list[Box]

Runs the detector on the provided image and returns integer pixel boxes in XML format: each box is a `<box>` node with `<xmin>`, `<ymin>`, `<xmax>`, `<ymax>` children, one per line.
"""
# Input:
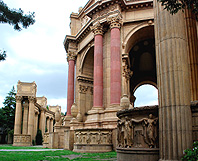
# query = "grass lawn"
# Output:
<box><xmin>0</xmin><ymin>145</ymin><xmax>117</xmax><ymax>161</ymax></box>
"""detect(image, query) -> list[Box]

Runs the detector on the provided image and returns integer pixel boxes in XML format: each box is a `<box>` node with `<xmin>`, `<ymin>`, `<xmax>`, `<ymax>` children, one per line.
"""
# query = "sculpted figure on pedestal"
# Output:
<box><xmin>124</xmin><ymin>116</ymin><xmax>133</xmax><ymax>148</ymax></box>
<box><xmin>143</xmin><ymin>114</ymin><xmax>158</xmax><ymax>148</ymax></box>
<box><xmin>117</xmin><ymin>119</ymin><xmax>124</xmax><ymax>147</ymax></box>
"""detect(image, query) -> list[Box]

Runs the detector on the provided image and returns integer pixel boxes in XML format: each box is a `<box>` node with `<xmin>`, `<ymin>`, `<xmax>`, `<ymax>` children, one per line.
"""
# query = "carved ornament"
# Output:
<box><xmin>28</xmin><ymin>96</ymin><xmax>36</xmax><ymax>103</ymax></box>
<box><xmin>15</xmin><ymin>95</ymin><xmax>23</xmax><ymax>102</ymax></box>
<box><xmin>74</xmin><ymin>129</ymin><xmax>112</xmax><ymax>145</ymax></box>
<box><xmin>107</xmin><ymin>15</ymin><xmax>122</xmax><ymax>29</ymax></box>
<box><xmin>117</xmin><ymin>114</ymin><xmax>158</xmax><ymax>148</ymax></box>
<box><xmin>90</xmin><ymin>22</ymin><xmax>103</xmax><ymax>36</ymax></box>
<box><xmin>67</xmin><ymin>51</ymin><xmax>77</xmax><ymax>62</ymax></box>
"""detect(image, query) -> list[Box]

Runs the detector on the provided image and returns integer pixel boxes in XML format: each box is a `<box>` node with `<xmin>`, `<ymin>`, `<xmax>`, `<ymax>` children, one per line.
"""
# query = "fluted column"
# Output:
<box><xmin>154</xmin><ymin>1</ymin><xmax>192</xmax><ymax>160</ymax></box>
<box><xmin>108</xmin><ymin>16</ymin><xmax>122</xmax><ymax>105</ymax></box>
<box><xmin>27</xmin><ymin>96</ymin><xmax>36</xmax><ymax>141</ymax></box>
<box><xmin>34</xmin><ymin>112</ymin><xmax>39</xmax><ymax>138</ymax></box>
<box><xmin>46</xmin><ymin>118</ymin><xmax>50</xmax><ymax>132</ymax></box>
<box><xmin>66</xmin><ymin>51</ymin><xmax>76</xmax><ymax>116</ymax></box>
<box><xmin>22</xmin><ymin>100</ymin><xmax>29</xmax><ymax>134</ymax></box>
<box><xmin>14</xmin><ymin>96</ymin><xmax>23</xmax><ymax>135</ymax></box>
<box><xmin>39</xmin><ymin>110</ymin><xmax>45</xmax><ymax>136</ymax></box>
<box><xmin>185</xmin><ymin>9</ymin><xmax>198</xmax><ymax>101</ymax></box>
<box><xmin>50</xmin><ymin>119</ymin><xmax>53</xmax><ymax>132</ymax></box>
<box><xmin>91</xmin><ymin>22</ymin><xmax>103</xmax><ymax>109</ymax></box>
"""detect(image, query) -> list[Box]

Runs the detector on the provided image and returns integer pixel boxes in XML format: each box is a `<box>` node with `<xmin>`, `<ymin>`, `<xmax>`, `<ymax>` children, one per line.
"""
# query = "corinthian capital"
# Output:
<box><xmin>107</xmin><ymin>15</ymin><xmax>122</xmax><ymax>29</ymax></box>
<box><xmin>28</xmin><ymin>96</ymin><xmax>36</xmax><ymax>103</ymax></box>
<box><xmin>90</xmin><ymin>22</ymin><xmax>103</xmax><ymax>36</ymax></box>
<box><xmin>67</xmin><ymin>51</ymin><xmax>77</xmax><ymax>62</ymax></box>
<box><xmin>15</xmin><ymin>95</ymin><xmax>23</xmax><ymax>102</ymax></box>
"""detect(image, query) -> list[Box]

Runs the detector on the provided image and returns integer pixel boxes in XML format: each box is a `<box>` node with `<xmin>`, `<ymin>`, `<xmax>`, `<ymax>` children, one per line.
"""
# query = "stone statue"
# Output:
<box><xmin>117</xmin><ymin>119</ymin><xmax>124</xmax><ymax>147</ymax></box>
<box><xmin>143</xmin><ymin>114</ymin><xmax>158</xmax><ymax>148</ymax></box>
<box><xmin>124</xmin><ymin>116</ymin><xmax>133</xmax><ymax>148</ymax></box>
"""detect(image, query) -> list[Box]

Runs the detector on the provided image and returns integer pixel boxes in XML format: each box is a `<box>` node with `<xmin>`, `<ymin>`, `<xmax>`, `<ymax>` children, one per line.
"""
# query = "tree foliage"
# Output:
<box><xmin>0</xmin><ymin>50</ymin><xmax>6</xmax><ymax>61</ymax></box>
<box><xmin>36</xmin><ymin>129</ymin><xmax>43</xmax><ymax>145</ymax></box>
<box><xmin>158</xmin><ymin>0</ymin><xmax>198</xmax><ymax>19</ymax></box>
<box><xmin>0</xmin><ymin>86</ymin><xmax>16</xmax><ymax>140</ymax></box>
<box><xmin>0</xmin><ymin>0</ymin><xmax>35</xmax><ymax>31</ymax></box>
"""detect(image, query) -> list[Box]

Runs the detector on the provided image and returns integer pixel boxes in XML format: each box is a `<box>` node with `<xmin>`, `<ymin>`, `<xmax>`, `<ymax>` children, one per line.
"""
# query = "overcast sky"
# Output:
<box><xmin>0</xmin><ymin>0</ymin><xmax>158</xmax><ymax>113</ymax></box>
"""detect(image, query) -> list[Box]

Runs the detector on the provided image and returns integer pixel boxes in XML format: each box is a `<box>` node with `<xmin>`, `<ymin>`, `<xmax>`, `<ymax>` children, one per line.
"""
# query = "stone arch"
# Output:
<box><xmin>133</xmin><ymin>81</ymin><xmax>157</xmax><ymax>94</ymax></box>
<box><xmin>124</xmin><ymin>24</ymin><xmax>156</xmax><ymax>104</ymax></box>
<box><xmin>79</xmin><ymin>44</ymin><xmax>94</xmax><ymax>76</ymax></box>
<box><xmin>123</xmin><ymin>21</ymin><xmax>154</xmax><ymax>54</ymax></box>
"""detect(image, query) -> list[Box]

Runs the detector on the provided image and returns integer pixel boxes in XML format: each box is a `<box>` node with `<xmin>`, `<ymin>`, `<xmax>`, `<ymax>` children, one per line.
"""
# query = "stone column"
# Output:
<box><xmin>46</xmin><ymin>118</ymin><xmax>50</xmax><ymax>132</ymax></box>
<box><xmin>34</xmin><ymin>112</ymin><xmax>39</xmax><ymax>138</ymax></box>
<box><xmin>65</xmin><ymin>51</ymin><xmax>76</xmax><ymax>120</ymax></box>
<box><xmin>14</xmin><ymin>96</ymin><xmax>23</xmax><ymax>135</ymax></box>
<box><xmin>22</xmin><ymin>100</ymin><xmax>29</xmax><ymax>134</ymax></box>
<box><xmin>108</xmin><ymin>16</ymin><xmax>122</xmax><ymax>105</ymax></box>
<box><xmin>91</xmin><ymin>22</ymin><xmax>103</xmax><ymax>109</ymax></box>
<box><xmin>185</xmin><ymin>9</ymin><xmax>198</xmax><ymax>101</ymax></box>
<box><xmin>154</xmin><ymin>1</ymin><xmax>192</xmax><ymax>160</ymax></box>
<box><xmin>39</xmin><ymin>110</ymin><xmax>45</xmax><ymax>136</ymax></box>
<box><xmin>27</xmin><ymin>96</ymin><xmax>36</xmax><ymax>141</ymax></box>
<box><xmin>50</xmin><ymin>119</ymin><xmax>53</xmax><ymax>132</ymax></box>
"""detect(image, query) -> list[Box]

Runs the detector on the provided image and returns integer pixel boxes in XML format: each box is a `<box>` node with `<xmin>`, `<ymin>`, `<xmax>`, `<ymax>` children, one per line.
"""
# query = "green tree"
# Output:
<box><xmin>0</xmin><ymin>50</ymin><xmax>6</xmax><ymax>62</ymax></box>
<box><xmin>36</xmin><ymin>129</ymin><xmax>43</xmax><ymax>145</ymax></box>
<box><xmin>0</xmin><ymin>0</ymin><xmax>35</xmax><ymax>31</ymax></box>
<box><xmin>0</xmin><ymin>86</ymin><xmax>16</xmax><ymax>143</ymax></box>
<box><xmin>158</xmin><ymin>0</ymin><xmax>198</xmax><ymax>19</ymax></box>
<box><xmin>0</xmin><ymin>0</ymin><xmax>35</xmax><ymax>61</ymax></box>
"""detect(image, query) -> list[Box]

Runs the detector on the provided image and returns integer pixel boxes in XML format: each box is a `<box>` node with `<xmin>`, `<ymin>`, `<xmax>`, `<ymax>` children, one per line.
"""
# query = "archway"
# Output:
<box><xmin>134</xmin><ymin>84</ymin><xmax>158</xmax><ymax>107</ymax></box>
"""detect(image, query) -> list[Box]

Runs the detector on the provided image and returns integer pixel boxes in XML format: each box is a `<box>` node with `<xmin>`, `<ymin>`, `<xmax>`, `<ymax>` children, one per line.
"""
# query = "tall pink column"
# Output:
<box><xmin>91</xmin><ymin>23</ymin><xmax>103</xmax><ymax>108</ymax></box>
<box><xmin>66</xmin><ymin>53</ymin><xmax>75</xmax><ymax>116</ymax></box>
<box><xmin>109</xmin><ymin>16</ymin><xmax>122</xmax><ymax>105</ymax></box>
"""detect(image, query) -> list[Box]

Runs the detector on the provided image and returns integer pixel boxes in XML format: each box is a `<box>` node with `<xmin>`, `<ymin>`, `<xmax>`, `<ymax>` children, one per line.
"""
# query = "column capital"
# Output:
<box><xmin>67</xmin><ymin>51</ymin><xmax>77</xmax><ymax>62</ymax></box>
<box><xmin>90</xmin><ymin>22</ymin><xmax>103</xmax><ymax>36</ymax></box>
<box><xmin>107</xmin><ymin>15</ymin><xmax>122</xmax><ymax>30</ymax></box>
<box><xmin>28</xmin><ymin>96</ymin><xmax>36</xmax><ymax>103</ymax></box>
<box><xmin>15</xmin><ymin>95</ymin><xmax>23</xmax><ymax>102</ymax></box>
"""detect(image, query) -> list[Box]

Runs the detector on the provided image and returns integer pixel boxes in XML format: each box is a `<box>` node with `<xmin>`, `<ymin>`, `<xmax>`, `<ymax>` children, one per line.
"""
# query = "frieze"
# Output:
<box><xmin>74</xmin><ymin>129</ymin><xmax>112</xmax><ymax>145</ymax></box>
<box><xmin>13</xmin><ymin>135</ymin><xmax>31</xmax><ymax>143</ymax></box>
<box><xmin>117</xmin><ymin>114</ymin><xmax>158</xmax><ymax>148</ymax></box>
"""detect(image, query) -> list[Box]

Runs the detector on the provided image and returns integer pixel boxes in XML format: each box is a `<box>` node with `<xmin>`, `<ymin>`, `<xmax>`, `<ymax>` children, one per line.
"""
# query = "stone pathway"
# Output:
<box><xmin>0</xmin><ymin>149</ymin><xmax>64</xmax><ymax>151</ymax></box>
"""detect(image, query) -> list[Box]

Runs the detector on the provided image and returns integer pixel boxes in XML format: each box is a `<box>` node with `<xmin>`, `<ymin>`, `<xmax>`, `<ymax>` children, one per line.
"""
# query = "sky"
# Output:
<box><xmin>0</xmin><ymin>0</ymin><xmax>158</xmax><ymax>113</ymax></box>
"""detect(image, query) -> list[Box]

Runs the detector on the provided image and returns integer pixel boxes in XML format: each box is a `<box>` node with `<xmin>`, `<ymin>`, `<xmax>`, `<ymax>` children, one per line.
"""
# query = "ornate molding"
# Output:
<box><xmin>15</xmin><ymin>95</ymin><xmax>23</xmax><ymax>102</ymax></box>
<box><xmin>77</xmin><ymin>75</ymin><xmax>93</xmax><ymax>84</ymax></box>
<box><xmin>107</xmin><ymin>15</ymin><xmax>122</xmax><ymax>29</ymax></box>
<box><xmin>28</xmin><ymin>96</ymin><xmax>36</xmax><ymax>103</ymax></box>
<box><xmin>67</xmin><ymin>51</ymin><xmax>77</xmax><ymax>62</ymax></box>
<box><xmin>79</xmin><ymin>85</ymin><xmax>88</xmax><ymax>94</ymax></box>
<box><xmin>90</xmin><ymin>22</ymin><xmax>103</xmax><ymax>36</ymax></box>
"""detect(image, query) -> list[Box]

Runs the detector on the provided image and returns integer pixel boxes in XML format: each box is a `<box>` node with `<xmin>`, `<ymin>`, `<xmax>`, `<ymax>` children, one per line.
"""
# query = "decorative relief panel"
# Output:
<box><xmin>74</xmin><ymin>129</ymin><xmax>112</xmax><ymax>145</ymax></box>
<box><xmin>78</xmin><ymin>85</ymin><xmax>93</xmax><ymax>95</ymax></box>
<box><xmin>13</xmin><ymin>135</ymin><xmax>31</xmax><ymax>144</ymax></box>
<box><xmin>117</xmin><ymin>114</ymin><xmax>158</xmax><ymax>148</ymax></box>
<box><xmin>43</xmin><ymin>133</ymin><xmax>49</xmax><ymax>144</ymax></box>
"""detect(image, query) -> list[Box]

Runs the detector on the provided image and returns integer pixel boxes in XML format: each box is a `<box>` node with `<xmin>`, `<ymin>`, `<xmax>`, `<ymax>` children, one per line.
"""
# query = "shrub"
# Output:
<box><xmin>36</xmin><ymin>129</ymin><xmax>43</xmax><ymax>145</ymax></box>
<box><xmin>182</xmin><ymin>141</ymin><xmax>198</xmax><ymax>161</ymax></box>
